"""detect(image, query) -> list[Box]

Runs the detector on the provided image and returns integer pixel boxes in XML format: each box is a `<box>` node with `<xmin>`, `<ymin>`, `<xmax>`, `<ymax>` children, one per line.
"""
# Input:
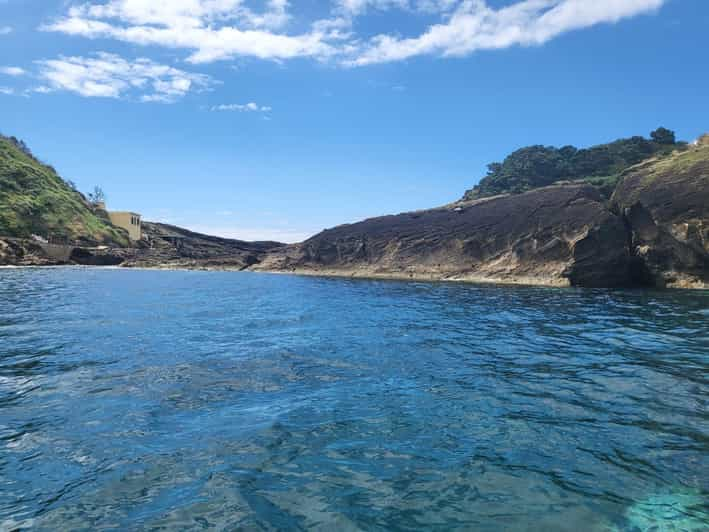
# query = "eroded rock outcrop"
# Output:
<box><xmin>69</xmin><ymin>248</ymin><xmax>126</xmax><ymax>266</ymax></box>
<box><xmin>254</xmin><ymin>140</ymin><xmax>709</xmax><ymax>289</ymax></box>
<box><xmin>119</xmin><ymin>222</ymin><xmax>285</xmax><ymax>270</ymax></box>
<box><xmin>0</xmin><ymin>238</ymin><xmax>65</xmax><ymax>266</ymax></box>
<box><xmin>613</xmin><ymin>143</ymin><xmax>709</xmax><ymax>288</ymax></box>
<box><xmin>254</xmin><ymin>185</ymin><xmax>633</xmax><ymax>287</ymax></box>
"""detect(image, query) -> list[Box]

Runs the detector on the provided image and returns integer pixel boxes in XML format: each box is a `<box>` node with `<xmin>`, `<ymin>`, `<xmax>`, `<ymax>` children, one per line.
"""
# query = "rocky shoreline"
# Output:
<box><xmin>251</xmin><ymin>142</ymin><xmax>708</xmax><ymax>290</ymax></box>
<box><xmin>1</xmin><ymin>246</ymin><xmax>706</xmax><ymax>290</ymax></box>
<box><xmin>2</xmin><ymin>141</ymin><xmax>707</xmax><ymax>290</ymax></box>
<box><xmin>0</xmin><ymin>221</ymin><xmax>284</xmax><ymax>271</ymax></box>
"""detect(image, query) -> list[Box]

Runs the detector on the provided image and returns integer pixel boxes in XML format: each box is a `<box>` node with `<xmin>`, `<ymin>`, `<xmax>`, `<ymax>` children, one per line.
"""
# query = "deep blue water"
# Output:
<box><xmin>0</xmin><ymin>268</ymin><xmax>707</xmax><ymax>531</ymax></box>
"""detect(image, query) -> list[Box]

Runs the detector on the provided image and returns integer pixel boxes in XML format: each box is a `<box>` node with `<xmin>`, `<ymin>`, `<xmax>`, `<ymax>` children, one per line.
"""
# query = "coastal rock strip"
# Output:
<box><xmin>253</xmin><ymin>184</ymin><xmax>633</xmax><ymax>288</ymax></box>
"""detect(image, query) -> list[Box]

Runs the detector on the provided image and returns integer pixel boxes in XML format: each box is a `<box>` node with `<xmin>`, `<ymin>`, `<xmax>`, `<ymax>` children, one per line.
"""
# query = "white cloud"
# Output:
<box><xmin>336</xmin><ymin>0</ymin><xmax>408</xmax><ymax>16</ymax></box>
<box><xmin>42</xmin><ymin>0</ymin><xmax>335</xmax><ymax>64</ymax></box>
<box><xmin>0</xmin><ymin>86</ymin><xmax>14</xmax><ymax>95</ymax></box>
<box><xmin>31</xmin><ymin>86</ymin><xmax>54</xmax><ymax>94</ymax></box>
<box><xmin>67</xmin><ymin>0</ymin><xmax>291</xmax><ymax>30</ymax></box>
<box><xmin>42</xmin><ymin>0</ymin><xmax>666</xmax><ymax>66</ymax></box>
<box><xmin>212</xmin><ymin>102</ymin><xmax>272</xmax><ymax>112</ymax></box>
<box><xmin>350</xmin><ymin>0</ymin><xmax>666</xmax><ymax>65</ymax></box>
<box><xmin>335</xmin><ymin>0</ymin><xmax>457</xmax><ymax>16</ymax></box>
<box><xmin>34</xmin><ymin>52</ymin><xmax>211</xmax><ymax>102</ymax></box>
<box><xmin>0</xmin><ymin>26</ymin><xmax>12</xmax><ymax>35</ymax></box>
<box><xmin>0</xmin><ymin>66</ymin><xmax>26</xmax><ymax>76</ymax></box>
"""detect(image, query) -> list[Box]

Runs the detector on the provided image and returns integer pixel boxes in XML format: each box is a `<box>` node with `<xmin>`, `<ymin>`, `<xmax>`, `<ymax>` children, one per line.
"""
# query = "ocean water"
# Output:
<box><xmin>0</xmin><ymin>268</ymin><xmax>707</xmax><ymax>531</ymax></box>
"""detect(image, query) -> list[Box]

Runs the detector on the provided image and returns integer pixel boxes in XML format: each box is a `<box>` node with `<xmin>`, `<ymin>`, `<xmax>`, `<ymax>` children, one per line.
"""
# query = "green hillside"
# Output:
<box><xmin>0</xmin><ymin>135</ymin><xmax>129</xmax><ymax>246</ymax></box>
<box><xmin>463</xmin><ymin>128</ymin><xmax>688</xmax><ymax>200</ymax></box>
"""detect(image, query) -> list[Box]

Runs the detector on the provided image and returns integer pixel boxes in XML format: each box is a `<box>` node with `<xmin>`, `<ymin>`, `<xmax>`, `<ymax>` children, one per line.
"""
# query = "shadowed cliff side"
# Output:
<box><xmin>252</xmin><ymin>184</ymin><xmax>633</xmax><ymax>288</ymax></box>
<box><xmin>612</xmin><ymin>141</ymin><xmax>709</xmax><ymax>288</ymax></box>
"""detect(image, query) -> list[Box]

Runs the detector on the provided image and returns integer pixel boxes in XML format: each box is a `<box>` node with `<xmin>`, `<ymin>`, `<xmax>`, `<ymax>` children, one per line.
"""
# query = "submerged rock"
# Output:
<box><xmin>616</xmin><ymin>490</ymin><xmax>708</xmax><ymax>532</ymax></box>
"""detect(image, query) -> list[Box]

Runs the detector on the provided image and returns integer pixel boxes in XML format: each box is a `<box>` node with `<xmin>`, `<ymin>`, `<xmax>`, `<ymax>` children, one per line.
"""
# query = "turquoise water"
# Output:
<box><xmin>0</xmin><ymin>268</ymin><xmax>707</xmax><ymax>531</ymax></box>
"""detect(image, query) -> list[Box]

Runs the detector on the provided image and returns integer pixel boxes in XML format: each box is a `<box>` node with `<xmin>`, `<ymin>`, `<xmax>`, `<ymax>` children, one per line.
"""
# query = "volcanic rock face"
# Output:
<box><xmin>120</xmin><ymin>222</ymin><xmax>286</xmax><ymax>270</ymax></box>
<box><xmin>255</xmin><ymin>185</ymin><xmax>633</xmax><ymax>287</ymax></box>
<box><xmin>255</xmin><ymin>142</ymin><xmax>709</xmax><ymax>289</ymax></box>
<box><xmin>612</xmin><ymin>144</ymin><xmax>709</xmax><ymax>288</ymax></box>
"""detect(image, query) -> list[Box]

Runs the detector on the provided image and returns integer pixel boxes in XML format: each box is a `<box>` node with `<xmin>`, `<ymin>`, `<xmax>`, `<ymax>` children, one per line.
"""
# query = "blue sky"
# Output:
<box><xmin>1</xmin><ymin>0</ymin><xmax>707</xmax><ymax>242</ymax></box>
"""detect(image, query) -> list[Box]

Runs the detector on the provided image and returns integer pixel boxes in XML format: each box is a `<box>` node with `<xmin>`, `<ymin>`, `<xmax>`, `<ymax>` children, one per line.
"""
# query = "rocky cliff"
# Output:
<box><xmin>120</xmin><ymin>222</ymin><xmax>285</xmax><ymax>270</ymax></box>
<box><xmin>253</xmin><ymin>140</ymin><xmax>709</xmax><ymax>289</ymax></box>
<box><xmin>0</xmin><ymin>222</ymin><xmax>285</xmax><ymax>269</ymax></box>
<box><xmin>253</xmin><ymin>184</ymin><xmax>632</xmax><ymax>287</ymax></box>
<box><xmin>612</xmin><ymin>142</ymin><xmax>709</xmax><ymax>288</ymax></box>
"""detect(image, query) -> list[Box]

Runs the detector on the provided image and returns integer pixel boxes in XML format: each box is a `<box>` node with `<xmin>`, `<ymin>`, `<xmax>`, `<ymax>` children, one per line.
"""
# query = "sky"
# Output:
<box><xmin>0</xmin><ymin>0</ymin><xmax>707</xmax><ymax>242</ymax></box>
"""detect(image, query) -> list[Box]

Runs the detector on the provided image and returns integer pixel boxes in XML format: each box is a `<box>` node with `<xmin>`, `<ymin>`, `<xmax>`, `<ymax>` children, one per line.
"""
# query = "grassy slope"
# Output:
<box><xmin>611</xmin><ymin>142</ymin><xmax>709</xmax><ymax>223</ymax></box>
<box><xmin>0</xmin><ymin>136</ymin><xmax>129</xmax><ymax>246</ymax></box>
<box><xmin>625</xmin><ymin>142</ymin><xmax>709</xmax><ymax>183</ymax></box>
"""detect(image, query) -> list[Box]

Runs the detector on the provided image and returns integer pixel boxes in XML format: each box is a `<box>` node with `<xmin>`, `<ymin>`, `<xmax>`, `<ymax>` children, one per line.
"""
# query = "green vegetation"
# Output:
<box><xmin>0</xmin><ymin>134</ymin><xmax>129</xmax><ymax>245</ymax></box>
<box><xmin>464</xmin><ymin>128</ymin><xmax>687</xmax><ymax>200</ymax></box>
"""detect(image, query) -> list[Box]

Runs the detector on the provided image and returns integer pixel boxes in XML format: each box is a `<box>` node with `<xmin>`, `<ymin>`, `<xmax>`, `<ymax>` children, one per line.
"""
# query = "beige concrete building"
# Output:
<box><xmin>108</xmin><ymin>211</ymin><xmax>142</xmax><ymax>241</ymax></box>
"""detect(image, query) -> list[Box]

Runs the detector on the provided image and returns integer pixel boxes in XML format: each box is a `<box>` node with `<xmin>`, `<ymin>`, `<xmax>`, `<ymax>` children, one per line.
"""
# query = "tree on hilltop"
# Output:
<box><xmin>651</xmin><ymin>127</ymin><xmax>676</xmax><ymax>145</ymax></box>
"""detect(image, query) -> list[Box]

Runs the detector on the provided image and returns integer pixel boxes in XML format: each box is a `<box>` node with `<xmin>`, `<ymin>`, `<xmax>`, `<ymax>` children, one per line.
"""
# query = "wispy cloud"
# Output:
<box><xmin>0</xmin><ymin>66</ymin><xmax>26</xmax><ymax>76</ymax></box>
<box><xmin>41</xmin><ymin>0</ymin><xmax>335</xmax><ymax>64</ymax></box>
<box><xmin>212</xmin><ymin>102</ymin><xmax>272</xmax><ymax>112</ymax></box>
<box><xmin>335</xmin><ymin>0</ymin><xmax>457</xmax><ymax>16</ymax></box>
<box><xmin>31</xmin><ymin>86</ymin><xmax>54</xmax><ymax>94</ymax></box>
<box><xmin>349</xmin><ymin>0</ymin><xmax>667</xmax><ymax>65</ymax></box>
<box><xmin>0</xmin><ymin>26</ymin><xmax>12</xmax><ymax>36</ymax></box>
<box><xmin>34</xmin><ymin>52</ymin><xmax>211</xmax><ymax>102</ymax></box>
<box><xmin>0</xmin><ymin>86</ymin><xmax>14</xmax><ymax>95</ymax></box>
<box><xmin>41</xmin><ymin>1</ymin><xmax>667</xmax><ymax>66</ymax></box>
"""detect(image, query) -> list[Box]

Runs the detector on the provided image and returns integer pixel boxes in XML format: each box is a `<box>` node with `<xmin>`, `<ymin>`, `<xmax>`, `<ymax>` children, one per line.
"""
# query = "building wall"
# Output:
<box><xmin>108</xmin><ymin>212</ymin><xmax>142</xmax><ymax>241</ymax></box>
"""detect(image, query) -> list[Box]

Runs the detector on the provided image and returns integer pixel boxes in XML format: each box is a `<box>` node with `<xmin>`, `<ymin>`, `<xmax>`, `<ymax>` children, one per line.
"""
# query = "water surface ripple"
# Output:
<box><xmin>0</xmin><ymin>268</ymin><xmax>707</xmax><ymax>530</ymax></box>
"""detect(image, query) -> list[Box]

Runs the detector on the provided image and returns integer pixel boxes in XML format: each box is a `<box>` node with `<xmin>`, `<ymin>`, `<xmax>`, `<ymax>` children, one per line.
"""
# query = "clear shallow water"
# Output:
<box><xmin>0</xmin><ymin>268</ymin><xmax>707</xmax><ymax>531</ymax></box>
